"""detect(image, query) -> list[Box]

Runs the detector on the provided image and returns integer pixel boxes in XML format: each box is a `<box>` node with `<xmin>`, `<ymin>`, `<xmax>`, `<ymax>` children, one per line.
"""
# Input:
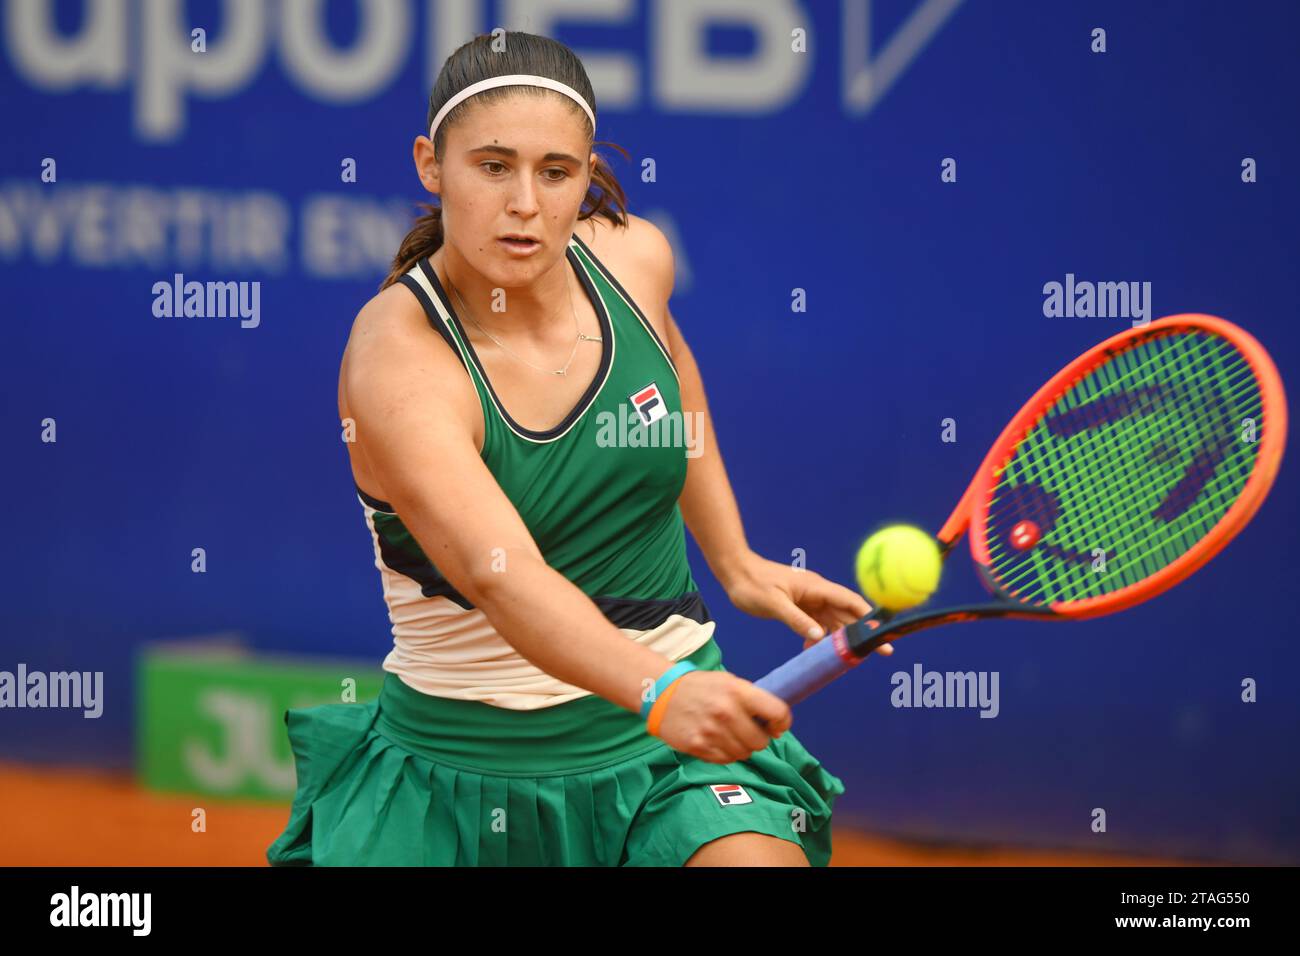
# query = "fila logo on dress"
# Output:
<box><xmin>709</xmin><ymin>784</ymin><xmax>753</xmax><ymax>806</ymax></box>
<box><xmin>630</xmin><ymin>382</ymin><xmax>668</xmax><ymax>425</ymax></box>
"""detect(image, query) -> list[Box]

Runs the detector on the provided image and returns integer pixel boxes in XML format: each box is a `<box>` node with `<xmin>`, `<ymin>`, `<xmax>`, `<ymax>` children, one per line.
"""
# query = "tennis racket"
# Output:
<box><xmin>755</xmin><ymin>314</ymin><xmax>1287</xmax><ymax>708</ymax></box>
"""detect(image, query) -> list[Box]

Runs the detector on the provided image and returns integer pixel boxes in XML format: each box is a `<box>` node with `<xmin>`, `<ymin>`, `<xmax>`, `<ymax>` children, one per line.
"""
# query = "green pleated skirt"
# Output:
<box><xmin>266</xmin><ymin>638</ymin><xmax>846</xmax><ymax>866</ymax></box>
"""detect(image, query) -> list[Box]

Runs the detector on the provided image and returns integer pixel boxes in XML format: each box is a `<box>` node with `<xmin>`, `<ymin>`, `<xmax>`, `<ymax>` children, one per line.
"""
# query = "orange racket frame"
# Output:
<box><xmin>755</xmin><ymin>314</ymin><xmax>1287</xmax><ymax>705</ymax></box>
<box><xmin>943</xmin><ymin>313</ymin><xmax>1287</xmax><ymax>619</ymax></box>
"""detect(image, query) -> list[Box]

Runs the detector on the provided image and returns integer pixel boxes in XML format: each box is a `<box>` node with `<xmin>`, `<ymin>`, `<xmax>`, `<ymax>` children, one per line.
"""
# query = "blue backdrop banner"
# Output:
<box><xmin>1</xmin><ymin>0</ymin><xmax>1296</xmax><ymax>863</ymax></box>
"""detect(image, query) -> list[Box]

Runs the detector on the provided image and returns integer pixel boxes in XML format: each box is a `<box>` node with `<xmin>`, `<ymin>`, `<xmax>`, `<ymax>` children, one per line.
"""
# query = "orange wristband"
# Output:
<box><xmin>646</xmin><ymin>678</ymin><xmax>684</xmax><ymax>738</ymax></box>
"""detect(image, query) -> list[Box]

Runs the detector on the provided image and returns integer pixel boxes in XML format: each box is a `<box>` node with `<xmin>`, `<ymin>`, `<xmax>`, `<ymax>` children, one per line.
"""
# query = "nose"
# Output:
<box><xmin>506</xmin><ymin>172</ymin><xmax>541</xmax><ymax>218</ymax></box>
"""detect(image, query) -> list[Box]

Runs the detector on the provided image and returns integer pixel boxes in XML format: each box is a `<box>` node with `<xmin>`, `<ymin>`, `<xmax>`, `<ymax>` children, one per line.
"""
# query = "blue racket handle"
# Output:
<box><xmin>753</xmin><ymin>627</ymin><xmax>864</xmax><ymax>708</ymax></box>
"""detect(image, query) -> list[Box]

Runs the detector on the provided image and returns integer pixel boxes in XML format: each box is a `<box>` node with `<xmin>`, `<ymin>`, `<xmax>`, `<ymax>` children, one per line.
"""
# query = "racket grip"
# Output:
<box><xmin>753</xmin><ymin>628</ymin><xmax>863</xmax><ymax>708</ymax></box>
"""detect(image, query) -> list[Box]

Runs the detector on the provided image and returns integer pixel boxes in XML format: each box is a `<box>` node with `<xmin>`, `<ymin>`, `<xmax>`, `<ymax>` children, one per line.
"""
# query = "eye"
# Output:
<box><xmin>543</xmin><ymin>167</ymin><xmax>569</xmax><ymax>182</ymax></box>
<box><xmin>480</xmin><ymin>161</ymin><xmax>507</xmax><ymax>175</ymax></box>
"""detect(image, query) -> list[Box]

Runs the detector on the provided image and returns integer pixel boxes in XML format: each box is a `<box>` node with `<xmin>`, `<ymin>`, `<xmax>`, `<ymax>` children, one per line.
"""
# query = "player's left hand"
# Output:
<box><xmin>721</xmin><ymin>551</ymin><xmax>895</xmax><ymax>655</ymax></box>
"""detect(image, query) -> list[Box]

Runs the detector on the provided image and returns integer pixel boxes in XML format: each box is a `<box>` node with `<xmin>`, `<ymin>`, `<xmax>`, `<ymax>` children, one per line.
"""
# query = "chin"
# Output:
<box><xmin>483</xmin><ymin>249</ymin><xmax>559</xmax><ymax>285</ymax></box>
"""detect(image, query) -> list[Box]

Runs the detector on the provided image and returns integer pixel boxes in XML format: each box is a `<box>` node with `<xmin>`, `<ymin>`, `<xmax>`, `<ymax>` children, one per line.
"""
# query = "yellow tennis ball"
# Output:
<box><xmin>855</xmin><ymin>524</ymin><xmax>942</xmax><ymax>612</ymax></box>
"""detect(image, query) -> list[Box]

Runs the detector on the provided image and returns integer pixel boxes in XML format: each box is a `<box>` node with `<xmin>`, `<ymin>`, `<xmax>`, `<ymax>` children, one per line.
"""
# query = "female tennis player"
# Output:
<box><xmin>267</xmin><ymin>30</ymin><xmax>892</xmax><ymax>867</ymax></box>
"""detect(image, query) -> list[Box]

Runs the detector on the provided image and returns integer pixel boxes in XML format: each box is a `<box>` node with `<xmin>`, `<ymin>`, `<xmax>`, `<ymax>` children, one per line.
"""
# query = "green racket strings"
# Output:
<box><xmin>985</xmin><ymin>331</ymin><xmax>1264</xmax><ymax>606</ymax></box>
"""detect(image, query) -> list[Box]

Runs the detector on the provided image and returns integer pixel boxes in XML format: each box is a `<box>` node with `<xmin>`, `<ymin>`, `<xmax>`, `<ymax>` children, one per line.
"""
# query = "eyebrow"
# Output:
<box><xmin>469</xmin><ymin>144</ymin><xmax>584</xmax><ymax>165</ymax></box>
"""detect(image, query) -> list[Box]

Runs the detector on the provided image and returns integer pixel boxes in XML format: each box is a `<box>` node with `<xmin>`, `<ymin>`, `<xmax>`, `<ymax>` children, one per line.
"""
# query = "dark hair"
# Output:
<box><xmin>381</xmin><ymin>31</ymin><xmax>629</xmax><ymax>290</ymax></box>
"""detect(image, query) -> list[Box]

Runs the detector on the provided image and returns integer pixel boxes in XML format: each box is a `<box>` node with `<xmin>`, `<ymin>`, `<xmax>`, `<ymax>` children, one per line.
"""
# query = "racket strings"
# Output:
<box><xmin>1004</xmin><ymin>337</ymin><xmax>1256</xmax><ymax>599</ymax></box>
<box><xmin>985</xmin><ymin>330</ymin><xmax>1264</xmax><ymax>606</ymax></box>
<box><xmin>995</xmin><ymin>353</ymin><xmax>1258</xmax><ymax>593</ymax></box>
<box><xmin>996</xmin><ymin>336</ymin><xmax>1258</xmax><ymax>600</ymax></box>
<box><xmin>993</xmin><ymin>391</ymin><xmax>1231</xmax><ymax>599</ymax></box>
<box><xmin>1057</xmin><ymin>339</ymin><xmax>1256</xmax><ymax>573</ymax></box>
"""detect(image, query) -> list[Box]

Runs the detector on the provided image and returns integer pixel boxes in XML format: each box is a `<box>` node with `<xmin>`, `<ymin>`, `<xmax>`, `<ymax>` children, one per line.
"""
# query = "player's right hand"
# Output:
<box><xmin>651</xmin><ymin>671</ymin><xmax>792</xmax><ymax>764</ymax></box>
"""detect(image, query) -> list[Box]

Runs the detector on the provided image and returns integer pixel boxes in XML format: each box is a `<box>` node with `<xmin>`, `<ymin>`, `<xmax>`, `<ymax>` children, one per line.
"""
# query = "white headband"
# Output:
<box><xmin>428</xmin><ymin>74</ymin><xmax>595</xmax><ymax>140</ymax></box>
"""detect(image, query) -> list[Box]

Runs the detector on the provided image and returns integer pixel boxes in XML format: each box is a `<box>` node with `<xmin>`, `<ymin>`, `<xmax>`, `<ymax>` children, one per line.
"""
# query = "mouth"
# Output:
<box><xmin>497</xmin><ymin>235</ymin><xmax>542</xmax><ymax>257</ymax></box>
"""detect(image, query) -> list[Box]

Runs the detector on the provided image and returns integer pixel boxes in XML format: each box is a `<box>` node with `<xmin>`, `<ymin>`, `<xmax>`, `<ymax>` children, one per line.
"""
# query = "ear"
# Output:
<box><xmin>414</xmin><ymin>135</ymin><xmax>441</xmax><ymax>195</ymax></box>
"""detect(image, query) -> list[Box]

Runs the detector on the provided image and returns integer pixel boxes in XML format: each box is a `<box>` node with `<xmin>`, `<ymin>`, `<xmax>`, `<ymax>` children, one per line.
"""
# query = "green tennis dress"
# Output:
<box><xmin>266</xmin><ymin>231</ymin><xmax>845</xmax><ymax>866</ymax></box>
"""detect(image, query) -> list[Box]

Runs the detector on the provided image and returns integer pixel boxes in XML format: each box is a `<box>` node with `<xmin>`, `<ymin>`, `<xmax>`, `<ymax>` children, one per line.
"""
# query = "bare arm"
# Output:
<box><xmin>620</xmin><ymin>216</ymin><xmax>757</xmax><ymax>592</ymax></box>
<box><xmin>344</xmin><ymin>290</ymin><xmax>676</xmax><ymax>714</ymax></box>
<box><xmin>668</xmin><ymin>312</ymin><xmax>756</xmax><ymax>592</ymax></box>
<box><xmin>647</xmin><ymin>229</ymin><xmax>876</xmax><ymax>649</ymax></box>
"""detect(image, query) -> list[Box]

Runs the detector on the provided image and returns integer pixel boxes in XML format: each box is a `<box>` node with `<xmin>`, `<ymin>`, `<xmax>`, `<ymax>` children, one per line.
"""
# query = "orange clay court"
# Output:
<box><xmin>0</xmin><ymin>762</ymin><xmax>1195</xmax><ymax>867</ymax></box>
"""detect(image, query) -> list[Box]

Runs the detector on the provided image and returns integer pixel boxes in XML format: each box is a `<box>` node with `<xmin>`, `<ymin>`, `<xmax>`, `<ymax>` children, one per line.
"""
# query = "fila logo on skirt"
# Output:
<box><xmin>630</xmin><ymin>381</ymin><xmax>668</xmax><ymax>425</ymax></box>
<box><xmin>709</xmin><ymin>784</ymin><xmax>753</xmax><ymax>806</ymax></box>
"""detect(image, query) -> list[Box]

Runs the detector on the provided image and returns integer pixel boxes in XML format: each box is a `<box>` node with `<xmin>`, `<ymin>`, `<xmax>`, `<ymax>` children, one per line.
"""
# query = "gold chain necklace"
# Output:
<box><xmin>446</xmin><ymin>268</ymin><xmax>601</xmax><ymax>377</ymax></box>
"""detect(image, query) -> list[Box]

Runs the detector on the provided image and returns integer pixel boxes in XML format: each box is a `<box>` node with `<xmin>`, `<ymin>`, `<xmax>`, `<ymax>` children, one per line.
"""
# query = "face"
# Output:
<box><xmin>414</xmin><ymin>91</ymin><xmax>598</xmax><ymax>286</ymax></box>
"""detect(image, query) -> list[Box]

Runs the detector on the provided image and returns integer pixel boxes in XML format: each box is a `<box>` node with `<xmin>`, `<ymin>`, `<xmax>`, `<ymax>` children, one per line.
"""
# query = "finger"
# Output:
<box><xmin>722</xmin><ymin>700</ymin><xmax>778</xmax><ymax>752</ymax></box>
<box><xmin>806</xmin><ymin>577</ymin><xmax>872</xmax><ymax>620</ymax></box>
<box><xmin>698</xmin><ymin>746</ymin><xmax>736</xmax><ymax>765</ymax></box>
<box><xmin>796</xmin><ymin>588</ymin><xmax>870</xmax><ymax>640</ymax></box>
<box><xmin>809</xmin><ymin>603</ymin><xmax>867</xmax><ymax>641</ymax></box>
<box><xmin>701</xmin><ymin>718</ymin><xmax>758</xmax><ymax>762</ymax></box>
<box><xmin>809</xmin><ymin>612</ymin><xmax>844</xmax><ymax>641</ymax></box>
<box><xmin>805</xmin><ymin>614</ymin><xmax>854</xmax><ymax>645</ymax></box>
<box><xmin>710</xmin><ymin>689</ymin><xmax>773</xmax><ymax>751</ymax></box>
<box><xmin>875</xmin><ymin>641</ymin><xmax>894</xmax><ymax>656</ymax></box>
<box><xmin>740</xmin><ymin>684</ymin><xmax>793</xmax><ymax>737</ymax></box>
<box><xmin>775</xmin><ymin>593</ymin><xmax>827</xmax><ymax>641</ymax></box>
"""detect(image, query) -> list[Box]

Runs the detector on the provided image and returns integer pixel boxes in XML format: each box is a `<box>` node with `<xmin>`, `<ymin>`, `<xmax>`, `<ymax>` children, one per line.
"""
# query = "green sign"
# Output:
<box><xmin>137</xmin><ymin>641</ymin><xmax>383</xmax><ymax>801</ymax></box>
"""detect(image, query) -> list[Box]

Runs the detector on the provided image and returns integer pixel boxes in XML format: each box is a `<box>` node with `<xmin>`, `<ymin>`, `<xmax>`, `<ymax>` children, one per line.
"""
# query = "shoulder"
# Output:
<box><xmin>577</xmin><ymin>212</ymin><xmax>675</xmax><ymax>305</ymax></box>
<box><xmin>576</xmin><ymin>213</ymin><xmax>676</xmax><ymax>348</ymax></box>
<box><xmin>345</xmin><ymin>281</ymin><xmax>435</xmax><ymax>368</ymax></box>
<box><xmin>340</xmin><ymin>280</ymin><xmax>477</xmax><ymax>426</ymax></box>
